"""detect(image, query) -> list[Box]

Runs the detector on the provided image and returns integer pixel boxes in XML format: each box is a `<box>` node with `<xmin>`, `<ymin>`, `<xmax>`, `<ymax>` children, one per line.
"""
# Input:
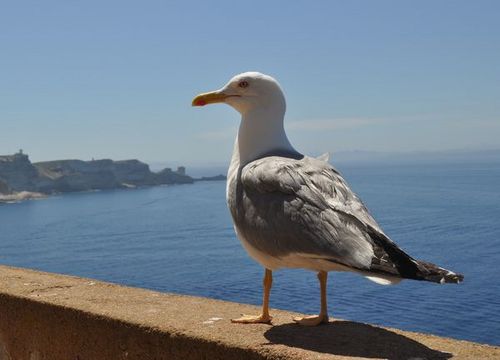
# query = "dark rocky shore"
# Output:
<box><xmin>0</xmin><ymin>151</ymin><xmax>224</xmax><ymax>202</ymax></box>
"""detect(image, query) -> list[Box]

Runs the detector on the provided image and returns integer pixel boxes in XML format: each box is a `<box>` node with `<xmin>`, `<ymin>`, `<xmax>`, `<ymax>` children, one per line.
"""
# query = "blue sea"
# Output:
<box><xmin>1</xmin><ymin>161</ymin><xmax>499</xmax><ymax>346</ymax></box>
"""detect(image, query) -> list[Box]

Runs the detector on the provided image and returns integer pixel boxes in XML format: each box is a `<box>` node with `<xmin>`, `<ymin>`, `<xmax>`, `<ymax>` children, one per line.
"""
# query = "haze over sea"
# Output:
<box><xmin>1</xmin><ymin>160</ymin><xmax>499</xmax><ymax>346</ymax></box>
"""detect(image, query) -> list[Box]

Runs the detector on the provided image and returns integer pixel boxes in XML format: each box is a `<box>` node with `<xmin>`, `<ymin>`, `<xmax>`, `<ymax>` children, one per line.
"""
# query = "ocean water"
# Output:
<box><xmin>1</xmin><ymin>161</ymin><xmax>499</xmax><ymax>346</ymax></box>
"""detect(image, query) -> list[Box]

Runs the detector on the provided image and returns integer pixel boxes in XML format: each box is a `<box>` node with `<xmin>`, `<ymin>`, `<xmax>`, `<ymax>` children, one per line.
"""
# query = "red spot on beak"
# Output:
<box><xmin>196</xmin><ymin>99</ymin><xmax>207</xmax><ymax>106</ymax></box>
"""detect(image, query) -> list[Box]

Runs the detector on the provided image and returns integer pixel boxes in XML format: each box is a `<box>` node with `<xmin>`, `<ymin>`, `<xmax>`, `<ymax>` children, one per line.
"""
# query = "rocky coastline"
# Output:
<box><xmin>0</xmin><ymin>152</ymin><xmax>223</xmax><ymax>203</ymax></box>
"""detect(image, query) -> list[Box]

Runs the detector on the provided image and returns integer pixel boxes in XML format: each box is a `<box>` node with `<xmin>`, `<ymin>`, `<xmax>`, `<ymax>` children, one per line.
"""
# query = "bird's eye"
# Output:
<box><xmin>238</xmin><ymin>80</ymin><xmax>249</xmax><ymax>88</ymax></box>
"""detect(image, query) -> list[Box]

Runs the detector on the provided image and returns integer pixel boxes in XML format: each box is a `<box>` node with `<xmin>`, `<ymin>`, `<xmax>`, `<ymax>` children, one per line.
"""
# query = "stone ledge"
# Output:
<box><xmin>0</xmin><ymin>265</ymin><xmax>498</xmax><ymax>360</ymax></box>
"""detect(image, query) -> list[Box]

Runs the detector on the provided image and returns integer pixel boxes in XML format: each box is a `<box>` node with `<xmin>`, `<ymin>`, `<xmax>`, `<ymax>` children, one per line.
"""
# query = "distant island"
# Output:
<box><xmin>0</xmin><ymin>151</ymin><xmax>225</xmax><ymax>203</ymax></box>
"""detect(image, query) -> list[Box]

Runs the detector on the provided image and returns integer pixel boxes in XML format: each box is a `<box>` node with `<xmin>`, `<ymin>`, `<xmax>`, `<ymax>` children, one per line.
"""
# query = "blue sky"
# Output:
<box><xmin>1</xmin><ymin>1</ymin><xmax>499</xmax><ymax>165</ymax></box>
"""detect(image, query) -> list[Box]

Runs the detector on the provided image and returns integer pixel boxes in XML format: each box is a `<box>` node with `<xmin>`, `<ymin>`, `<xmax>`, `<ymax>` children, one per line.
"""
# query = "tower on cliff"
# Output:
<box><xmin>176</xmin><ymin>166</ymin><xmax>186</xmax><ymax>176</ymax></box>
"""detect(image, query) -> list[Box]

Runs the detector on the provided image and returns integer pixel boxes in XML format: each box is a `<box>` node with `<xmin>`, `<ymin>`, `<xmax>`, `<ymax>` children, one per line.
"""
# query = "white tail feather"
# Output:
<box><xmin>365</xmin><ymin>275</ymin><xmax>401</xmax><ymax>285</ymax></box>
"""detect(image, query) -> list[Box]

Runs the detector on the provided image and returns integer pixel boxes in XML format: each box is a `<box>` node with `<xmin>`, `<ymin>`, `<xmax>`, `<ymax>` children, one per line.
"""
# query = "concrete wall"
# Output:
<box><xmin>0</xmin><ymin>265</ymin><xmax>498</xmax><ymax>360</ymax></box>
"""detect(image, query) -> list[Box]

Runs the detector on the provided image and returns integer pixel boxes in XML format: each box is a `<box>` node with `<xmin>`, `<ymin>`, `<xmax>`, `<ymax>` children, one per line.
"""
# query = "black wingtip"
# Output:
<box><xmin>416</xmin><ymin>261</ymin><xmax>464</xmax><ymax>284</ymax></box>
<box><xmin>441</xmin><ymin>272</ymin><xmax>464</xmax><ymax>284</ymax></box>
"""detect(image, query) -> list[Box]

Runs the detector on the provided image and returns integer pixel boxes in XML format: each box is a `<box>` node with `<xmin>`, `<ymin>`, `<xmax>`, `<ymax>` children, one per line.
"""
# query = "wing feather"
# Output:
<box><xmin>238</xmin><ymin>156</ymin><xmax>387</xmax><ymax>271</ymax></box>
<box><xmin>234</xmin><ymin>155</ymin><xmax>463</xmax><ymax>283</ymax></box>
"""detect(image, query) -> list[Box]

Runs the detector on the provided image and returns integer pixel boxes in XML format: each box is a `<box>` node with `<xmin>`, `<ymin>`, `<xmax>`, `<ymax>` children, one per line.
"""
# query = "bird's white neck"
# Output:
<box><xmin>232</xmin><ymin>107</ymin><xmax>296</xmax><ymax>167</ymax></box>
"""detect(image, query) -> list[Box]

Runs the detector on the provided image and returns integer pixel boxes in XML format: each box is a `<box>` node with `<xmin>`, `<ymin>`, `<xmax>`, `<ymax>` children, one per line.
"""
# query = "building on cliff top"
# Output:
<box><xmin>0</xmin><ymin>150</ymin><xmax>29</xmax><ymax>163</ymax></box>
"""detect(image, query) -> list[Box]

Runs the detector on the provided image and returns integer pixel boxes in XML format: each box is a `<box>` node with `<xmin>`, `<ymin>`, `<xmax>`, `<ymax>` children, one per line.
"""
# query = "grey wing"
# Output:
<box><xmin>237</xmin><ymin>156</ymin><xmax>379</xmax><ymax>271</ymax></box>
<box><xmin>237</xmin><ymin>155</ymin><xmax>464</xmax><ymax>283</ymax></box>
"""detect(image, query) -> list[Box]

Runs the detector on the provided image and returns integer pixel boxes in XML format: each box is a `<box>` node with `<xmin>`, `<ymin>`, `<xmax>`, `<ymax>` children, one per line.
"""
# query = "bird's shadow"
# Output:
<box><xmin>264</xmin><ymin>320</ymin><xmax>452</xmax><ymax>359</ymax></box>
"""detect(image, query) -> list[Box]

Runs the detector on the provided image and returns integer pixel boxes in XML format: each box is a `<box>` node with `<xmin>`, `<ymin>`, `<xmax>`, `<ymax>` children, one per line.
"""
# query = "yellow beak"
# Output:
<box><xmin>192</xmin><ymin>90</ymin><xmax>236</xmax><ymax>107</ymax></box>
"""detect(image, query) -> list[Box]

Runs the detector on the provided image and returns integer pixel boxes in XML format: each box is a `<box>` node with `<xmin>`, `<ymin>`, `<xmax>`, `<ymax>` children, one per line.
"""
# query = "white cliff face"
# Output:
<box><xmin>0</xmin><ymin>179</ymin><xmax>10</xmax><ymax>194</ymax></box>
<box><xmin>0</xmin><ymin>153</ymin><xmax>39</xmax><ymax>192</ymax></box>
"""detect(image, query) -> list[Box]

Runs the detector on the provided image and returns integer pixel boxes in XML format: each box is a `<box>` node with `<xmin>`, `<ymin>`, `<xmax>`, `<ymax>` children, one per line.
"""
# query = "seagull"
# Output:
<box><xmin>192</xmin><ymin>72</ymin><xmax>463</xmax><ymax>326</ymax></box>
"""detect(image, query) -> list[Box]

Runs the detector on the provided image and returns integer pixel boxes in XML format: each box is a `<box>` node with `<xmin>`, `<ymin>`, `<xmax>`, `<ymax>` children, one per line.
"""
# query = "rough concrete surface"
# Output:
<box><xmin>0</xmin><ymin>265</ymin><xmax>498</xmax><ymax>360</ymax></box>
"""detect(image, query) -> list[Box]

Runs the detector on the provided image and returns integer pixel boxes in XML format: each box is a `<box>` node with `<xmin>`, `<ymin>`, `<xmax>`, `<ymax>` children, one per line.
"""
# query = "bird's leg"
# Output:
<box><xmin>293</xmin><ymin>271</ymin><xmax>329</xmax><ymax>326</ymax></box>
<box><xmin>231</xmin><ymin>268</ymin><xmax>273</xmax><ymax>324</ymax></box>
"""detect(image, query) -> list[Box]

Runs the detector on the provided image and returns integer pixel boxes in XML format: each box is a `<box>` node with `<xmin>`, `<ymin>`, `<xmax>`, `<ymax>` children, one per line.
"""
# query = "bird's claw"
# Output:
<box><xmin>231</xmin><ymin>313</ymin><xmax>272</xmax><ymax>324</ymax></box>
<box><xmin>293</xmin><ymin>314</ymin><xmax>329</xmax><ymax>326</ymax></box>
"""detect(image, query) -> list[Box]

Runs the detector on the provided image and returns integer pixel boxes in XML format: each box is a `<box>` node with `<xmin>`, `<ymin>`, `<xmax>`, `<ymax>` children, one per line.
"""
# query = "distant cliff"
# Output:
<box><xmin>194</xmin><ymin>174</ymin><xmax>227</xmax><ymax>182</ymax></box>
<box><xmin>0</xmin><ymin>152</ymin><xmax>193</xmax><ymax>196</ymax></box>
<box><xmin>0</xmin><ymin>153</ymin><xmax>39</xmax><ymax>193</ymax></box>
<box><xmin>0</xmin><ymin>179</ymin><xmax>10</xmax><ymax>194</ymax></box>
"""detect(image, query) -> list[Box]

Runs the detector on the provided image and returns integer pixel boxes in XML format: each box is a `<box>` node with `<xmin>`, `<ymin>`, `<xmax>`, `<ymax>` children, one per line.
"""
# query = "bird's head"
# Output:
<box><xmin>192</xmin><ymin>72</ymin><xmax>286</xmax><ymax>115</ymax></box>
